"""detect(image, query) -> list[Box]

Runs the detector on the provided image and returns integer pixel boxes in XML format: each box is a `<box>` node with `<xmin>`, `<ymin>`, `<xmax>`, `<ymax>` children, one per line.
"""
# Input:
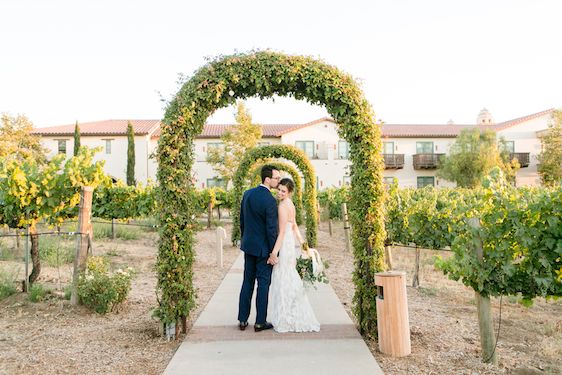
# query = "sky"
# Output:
<box><xmin>1</xmin><ymin>0</ymin><xmax>561</xmax><ymax>128</ymax></box>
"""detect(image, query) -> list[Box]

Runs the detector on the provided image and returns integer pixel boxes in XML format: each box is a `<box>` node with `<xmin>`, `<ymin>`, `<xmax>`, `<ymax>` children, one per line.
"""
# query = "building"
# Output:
<box><xmin>31</xmin><ymin>108</ymin><xmax>556</xmax><ymax>189</ymax></box>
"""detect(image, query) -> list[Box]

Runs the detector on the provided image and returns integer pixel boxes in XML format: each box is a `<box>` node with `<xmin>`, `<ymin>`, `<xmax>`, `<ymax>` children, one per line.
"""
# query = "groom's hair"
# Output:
<box><xmin>261</xmin><ymin>165</ymin><xmax>276</xmax><ymax>183</ymax></box>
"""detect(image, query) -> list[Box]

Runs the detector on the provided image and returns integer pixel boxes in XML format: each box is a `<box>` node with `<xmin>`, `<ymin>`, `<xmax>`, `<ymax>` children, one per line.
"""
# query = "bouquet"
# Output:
<box><xmin>296</xmin><ymin>243</ymin><xmax>329</xmax><ymax>286</ymax></box>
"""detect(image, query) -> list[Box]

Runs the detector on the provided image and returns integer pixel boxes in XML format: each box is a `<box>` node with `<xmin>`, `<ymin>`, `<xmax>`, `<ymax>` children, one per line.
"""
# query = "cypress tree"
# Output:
<box><xmin>73</xmin><ymin>121</ymin><xmax>81</xmax><ymax>156</ymax></box>
<box><xmin>126</xmin><ymin>121</ymin><xmax>135</xmax><ymax>185</ymax></box>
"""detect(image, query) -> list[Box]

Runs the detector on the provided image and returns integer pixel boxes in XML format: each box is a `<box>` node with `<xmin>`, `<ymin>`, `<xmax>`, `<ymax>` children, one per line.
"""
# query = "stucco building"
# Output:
<box><xmin>31</xmin><ymin>108</ymin><xmax>555</xmax><ymax>189</ymax></box>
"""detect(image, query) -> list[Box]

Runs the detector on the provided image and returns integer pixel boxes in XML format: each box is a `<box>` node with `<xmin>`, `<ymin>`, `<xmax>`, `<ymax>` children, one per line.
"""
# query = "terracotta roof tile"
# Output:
<box><xmin>31</xmin><ymin>120</ymin><xmax>160</xmax><ymax>136</ymax></box>
<box><xmin>34</xmin><ymin>109</ymin><xmax>554</xmax><ymax>140</ymax></box>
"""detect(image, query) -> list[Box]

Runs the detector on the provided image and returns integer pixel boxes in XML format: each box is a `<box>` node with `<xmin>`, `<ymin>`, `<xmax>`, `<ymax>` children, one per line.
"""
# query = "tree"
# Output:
<box><xmin>0</xmin><ymin>147</ymin><xmax>107</xmax><ymax>289</ymax></box>
<box><xmin>73</xmin><ymin>121</ymin><xmax>81</xmax><ymax>156</ymax></box>
<box><xmin>0</xmin><ymin>113</ymin><xmax>46</xmax><ymax>163</ymax></box>
<box><xmin>206</xmin><ymin>101</ymin><xmax>262</xmax><ymax>187</ymax></box>
<box><xmin>437</xmin><ymin>128</ymin><xmax>519</xmax><ymax>188</ymax></box>
<box><xmin>126</xmin><ymin>121</ymin><xmax>135</xmax><ymax>186</ymax></box>
<box><xmin>537</xmin><ymin>110</ymin><xmax>562</xmax><ymax>187</ymax></box>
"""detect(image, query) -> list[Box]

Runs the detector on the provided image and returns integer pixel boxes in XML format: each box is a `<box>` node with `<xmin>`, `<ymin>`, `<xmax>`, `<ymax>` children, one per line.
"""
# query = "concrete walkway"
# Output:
<box><xmin>164</xmin><ymin>253</ymin><xmax>384</xmax><ymax>375</ymax></box>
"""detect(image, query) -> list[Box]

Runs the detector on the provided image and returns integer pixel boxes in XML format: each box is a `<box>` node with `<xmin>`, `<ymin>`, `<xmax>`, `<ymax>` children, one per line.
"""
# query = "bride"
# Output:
<box><xmin>267</xmin><ymin>178</ymin><xmax>320</xmax><ymax>333</ymax></box>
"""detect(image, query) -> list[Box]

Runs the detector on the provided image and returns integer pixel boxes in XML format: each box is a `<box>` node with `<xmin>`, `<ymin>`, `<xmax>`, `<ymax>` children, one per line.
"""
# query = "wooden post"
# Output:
<box><xmin>15</xmin><ymin>229</ymin><xmax>20</xmax><ymax>253</ymax></box>
<box><xmin>111</xmin><ymin>218</ymin><xmax>116</xmax><ymax>239</ymax></box>
<box><xmin>328</xmin><ymin>218</ymin><xmax>333</xmax><ymax>236</ymax></box>
<box><xmin>207</xmin><ymin>202</ymin><xmax>212</xmax><ymax>229</ymax></box>
<box><xmin>316</xmin><ymin>201</ymin><xmax>321</xmax><ymax>224</ymax></box>
<box><xmin>24</xmin><ymin>226</ymin><xmax>30</xmax><ymax>292</ymax></box>
<box><xmin>215</xmin><ymin>227</ymin><xmax>227</xmax><ymax>268</ymax></box>
<box><xmin>412</xmin><ymin>247</ymin><xmax>421</xmax><ymax>287</ymax></box>
<box><xmin>469</xmin><ymin>218</ymin><xmax>497</xmax><ymax>364</ymax></box>
<box><xmin>375</xmin><ymin>271</ymin><xmax>411</xmax><ymax>357</ymax></box>
<box><xmin>71</xmin><ymin>186</ymin><xmax>94</xmax><ymax>305</ymax></box>
<box><xmin>384</xmin><ymin>245</ymin><xmax>394</xmax><ymax>270</ymax></box>
<box><xmin>342</xmin><ymin>203</ymin><xmax>352</xmax><ymax>252</ymax></box>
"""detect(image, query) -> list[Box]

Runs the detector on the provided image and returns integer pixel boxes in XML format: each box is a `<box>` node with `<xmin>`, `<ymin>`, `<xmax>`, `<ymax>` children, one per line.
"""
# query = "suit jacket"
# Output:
<box><xmin>240</xmin><ymin>185</ymin><xmax>279</xmax><ymax>258</ymax></box>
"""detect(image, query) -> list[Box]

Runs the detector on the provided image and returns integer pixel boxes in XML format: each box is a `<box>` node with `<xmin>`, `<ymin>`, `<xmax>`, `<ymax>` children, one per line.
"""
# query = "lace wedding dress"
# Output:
<box><xmin>269</xmin><ymin>223</ymin><xmax>320</xmax><ymax>333</ymax></box>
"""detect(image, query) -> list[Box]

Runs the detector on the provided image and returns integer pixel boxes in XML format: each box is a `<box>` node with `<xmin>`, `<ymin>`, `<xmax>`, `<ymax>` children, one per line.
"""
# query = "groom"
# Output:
<box><xmin>238</xmin><ymin>165</ymin><xmax>280</xmax><ymax>332</ymax></box>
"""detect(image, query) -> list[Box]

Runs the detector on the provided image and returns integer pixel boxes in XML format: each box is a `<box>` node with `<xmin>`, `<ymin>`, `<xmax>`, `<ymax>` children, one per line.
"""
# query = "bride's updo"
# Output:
<box><xmin>279</xmin><ymin>178</ymin><xmax>295</xmax><ymax>193</ymax></box>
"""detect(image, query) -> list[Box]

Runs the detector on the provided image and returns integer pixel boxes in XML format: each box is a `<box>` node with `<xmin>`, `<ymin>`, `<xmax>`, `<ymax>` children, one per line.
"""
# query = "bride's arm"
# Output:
<box><xmin>271</xmin><ymin>204</ymin><xmax>289</xmax><ymax>257</ymax></box>
<box><xmin>292</xmin><ymin>222</ymin><xmax>304</xmax><ymax>246</ymax></box>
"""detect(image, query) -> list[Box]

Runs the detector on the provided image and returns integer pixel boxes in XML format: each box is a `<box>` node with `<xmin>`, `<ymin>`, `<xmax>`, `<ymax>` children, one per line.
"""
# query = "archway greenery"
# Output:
<box><xmin>231</xmin><ymin>144</ymin><xmax>316</xmax><ymax>246</ymax></box>
<box><xmin>156</xmin><ymin>51</ymin><xmax>385</xmax><ymax>336</ymax></box>
<box><xmin>249</xmin><ymin>160</ymin><xmax>304</xmax><ymax>225</ymax></box>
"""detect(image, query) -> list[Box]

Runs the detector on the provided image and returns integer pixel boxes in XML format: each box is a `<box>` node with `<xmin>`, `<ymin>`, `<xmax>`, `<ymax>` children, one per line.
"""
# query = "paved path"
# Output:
<box><xmin>164</xmin><ymin>253</ymin><xmax>384</xmax><ymax>375</ymax></box>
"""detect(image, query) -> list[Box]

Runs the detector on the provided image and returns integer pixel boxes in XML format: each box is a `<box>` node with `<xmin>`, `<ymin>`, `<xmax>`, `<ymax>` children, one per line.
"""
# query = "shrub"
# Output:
<box><xmin>0</xmin><ymin>267</ymin><xmax>18</xmax><ymax>299</ymax></box>
<box><xmin>77</xmin><ymin>256</ymin><xmax>134</xmax><ymax>314</ymax></box>
<box><xmin>28</xmin><ymin>283</ymin><xmax>49</xmax><ymax>302</ymax></box>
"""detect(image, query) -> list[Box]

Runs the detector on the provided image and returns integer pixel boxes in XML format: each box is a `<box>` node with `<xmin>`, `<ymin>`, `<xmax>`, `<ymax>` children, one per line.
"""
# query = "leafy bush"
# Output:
<box><xmin>28</xmin><ymin>283</ymin><xmax>49</xmax><ymax>302</ymax></box>
<box><xmin>0</xmin><ymin>267</ymin><xmax>18</xmax><ymax>299</ymax></box>
<box><xmin>78</xmin><ymin>256</ymin><xmax>134</xmax><ymax>314</ymax></box>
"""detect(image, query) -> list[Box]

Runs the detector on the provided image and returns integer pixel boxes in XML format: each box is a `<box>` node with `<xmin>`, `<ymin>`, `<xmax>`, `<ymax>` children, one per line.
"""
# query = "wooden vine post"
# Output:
<box><xmin>469</xmin><ymin>218</ymin><xmax>497</xmax><ymax>364</ymax></box>
<box><xmin>71</xmin><ymin>186</ymin><xmax>94</xmax><ymax>305</ymax></box>
<box><xmin>412</xmin><ymin>247</ymin><xmax>421</xmax><ymax>287</ymax></box>
<box><xmin>341</xmin><ymin>202</ymin><xmax>352</xmax><ymax>252</ymax></box>
<box><xmin>384</xmin><ymin>244</ymin><xmax>393</xmax><ymax>270</ymax></box>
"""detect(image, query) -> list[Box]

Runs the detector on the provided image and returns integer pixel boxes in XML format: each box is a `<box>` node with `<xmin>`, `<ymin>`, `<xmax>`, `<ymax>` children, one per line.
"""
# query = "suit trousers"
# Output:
<box><xmin>238</xmin><ymin>253</ymin><xmax>273</xmax><ymax>324</ymax></box>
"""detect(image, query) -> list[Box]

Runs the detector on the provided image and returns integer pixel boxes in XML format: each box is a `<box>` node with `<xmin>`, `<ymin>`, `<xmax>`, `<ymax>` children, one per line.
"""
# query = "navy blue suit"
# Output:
<box><xmin>238</xmin><ymin>185</ymin><xmax>278</xmax><ymax>325</ymax></box>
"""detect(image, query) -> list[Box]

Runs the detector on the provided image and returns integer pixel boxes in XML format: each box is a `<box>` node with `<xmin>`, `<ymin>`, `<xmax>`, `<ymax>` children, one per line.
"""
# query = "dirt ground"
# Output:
<box><xmin>1</xmin><ymin>221</ymin><xmax>561</xmax><ymax>375</ymax></box>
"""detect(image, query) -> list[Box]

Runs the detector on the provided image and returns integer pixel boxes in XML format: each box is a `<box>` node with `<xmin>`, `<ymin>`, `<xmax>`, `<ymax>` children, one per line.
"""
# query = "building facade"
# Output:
<box><xmin>31</xmin><ymin>108</ymin><xmax>555</xmax><ymax>189</ymax></box>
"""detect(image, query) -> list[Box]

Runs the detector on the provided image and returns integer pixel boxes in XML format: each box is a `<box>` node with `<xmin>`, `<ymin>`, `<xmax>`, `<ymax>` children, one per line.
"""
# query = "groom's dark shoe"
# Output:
<box><xmin>254</xmin><ymin>322</ymin><xmax>274</xmax><ymax>332</ymax></box>
<box><xmin>238</xmin><ymin>321</ymin><xmax>249</xmax><ymax>331</ymax></box>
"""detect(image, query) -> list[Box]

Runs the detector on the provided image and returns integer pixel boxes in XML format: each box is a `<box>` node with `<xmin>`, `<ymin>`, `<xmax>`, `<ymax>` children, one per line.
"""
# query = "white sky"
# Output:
<box><xmin>1</xmin><ymin>0</ymin><xmax>561</xmax><ymax>127</ymax></box>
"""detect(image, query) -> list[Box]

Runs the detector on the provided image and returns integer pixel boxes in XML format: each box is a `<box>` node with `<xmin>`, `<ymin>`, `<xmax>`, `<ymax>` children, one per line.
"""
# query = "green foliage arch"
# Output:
<box><xmin>156</xmin><ymin>51</ymin><xmax>385</xmax><ymax>336</ymax></box>
<box><xmin>231</xmin><ymin>144</ymin><xmax>315</xmax><ymax>246</ymax></box>
<box><xmin>249</xmin><ymin>160</ymin><xmax>304</xmax><ymax>225</ymax></box>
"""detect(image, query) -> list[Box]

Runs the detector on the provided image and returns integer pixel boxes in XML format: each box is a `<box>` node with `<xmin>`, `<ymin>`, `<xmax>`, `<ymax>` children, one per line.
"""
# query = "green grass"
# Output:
<box><xmin>93</xmin><ymin>222</ymin><xmax>141</xmax><ymax>240</ymax></box>
<box><xmin>0</xmin><ymin>237</ymin><xmax>24</xmax><ymax>261</ymax></box>
<box><xmin>39</xmin><ymin>235</ymin><xmax>75</xmax><ymax>267</ymax></box>
<box><xmin>28</xmin><ymin>283</ymin><xmax>50</xmax><ymax>302</ymax></box>
<box><xmin>0</xmin><ymin>267</ymin><xmax>19</xmax><ymax>300</ymax></box>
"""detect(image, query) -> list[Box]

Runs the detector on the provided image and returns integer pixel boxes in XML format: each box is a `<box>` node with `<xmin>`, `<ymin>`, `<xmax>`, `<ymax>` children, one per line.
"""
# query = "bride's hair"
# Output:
<box><xmin>279</xmin><ymin>178</ymin><xmax>294</xmax><ymax>193</ymax></box>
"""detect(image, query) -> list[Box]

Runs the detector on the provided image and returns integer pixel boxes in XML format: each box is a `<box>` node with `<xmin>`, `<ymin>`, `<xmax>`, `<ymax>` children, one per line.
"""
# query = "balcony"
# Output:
<box><xmin>383</xmin><ymin>154</ymin><xmax>405</xmax><ymax>169</ymax></box>
<box><xmin>509</xmin><ymin>152</ymin><xmax>530</xmax><ymax>168</ymax></box>
<box><xmin>413</xmin><ymin>153</ymin><xmax>444</xmax><ymax>170</ymax></box>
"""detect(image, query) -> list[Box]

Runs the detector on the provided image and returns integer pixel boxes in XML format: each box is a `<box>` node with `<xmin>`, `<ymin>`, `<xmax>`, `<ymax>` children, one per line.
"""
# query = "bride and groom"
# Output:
<box><xmin>237</xmin><ymin>165</ymin><xmax>320</xmax><ymax>333</ymax></box>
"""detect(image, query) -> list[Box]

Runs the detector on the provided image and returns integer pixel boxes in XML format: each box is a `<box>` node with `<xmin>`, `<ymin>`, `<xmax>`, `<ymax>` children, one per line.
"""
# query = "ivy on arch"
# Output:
<box><xmin>231</xmin><ymin>144</ymin><xmax>316</xmax><ymax>247</ymax></box>
<box><xmin>156</xmin><ymin>51</ymin><xmax>385</xmax><ymax>336</ymax></box>
<box><xmin>249</xmin><ymin>160</ymin><xmax>304</xmax><ymax>226</ymax></box>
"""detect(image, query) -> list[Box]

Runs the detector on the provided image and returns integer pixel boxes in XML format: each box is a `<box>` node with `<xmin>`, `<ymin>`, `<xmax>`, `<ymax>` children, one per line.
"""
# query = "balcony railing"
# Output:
<box><xmin>413</xmin><ymin>153</ymin><xmax>444</xmax><ymax>169</ymax></box>
<box><xmin>509</xmin><ymin>152</ymin><xmax>530</xmax><ymax>168</ymax></box>
<box><xmin>383</xmin><ymin>154</ymin><xmax>405</xmax><ymax>169</ymax></box>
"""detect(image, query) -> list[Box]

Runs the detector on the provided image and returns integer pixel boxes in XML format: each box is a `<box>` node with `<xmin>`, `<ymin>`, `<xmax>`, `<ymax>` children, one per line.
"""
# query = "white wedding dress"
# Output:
<box><xmin>269</xmin><ymin>222</ymin><xmax>320</xmax><ymax>333</ymax></box>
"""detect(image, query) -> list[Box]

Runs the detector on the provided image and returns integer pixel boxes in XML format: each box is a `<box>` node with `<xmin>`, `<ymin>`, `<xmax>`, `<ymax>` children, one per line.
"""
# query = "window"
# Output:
<box><xmin>417</xmin><ymin>176</ymin><xmax>435</xmax><ymax>188</ymax></box>
<box><xmin>206</xmin><ymin>177</ymin><xmax>226</xmax><ymax>188</ymax></box>
<box><xmin>295</xmin><ymin>141</ymin><xmax>314</xmax><ymax>158</ymax></box>
<box><xmin>502</xmin><ymin>141</ymin><xmax>515</xmax><ymax>153</ymax></box>
<box><xmin>103</xmin><ymin>139</ymin><xmax>113</xmax><ymax>154</ymax></box>
<box><xmin>383</xmin><ymin>142</ymin><xmax>394</xmax><ymax>155</ymax></box>
<box><xmin>257</xmin><ymin>142</ymin><xmax>270</xmax><ymax>147</ymax></box>
<box><xmin>57</xmin><ymin>139</ymin><xmax>67</xmax><ymax>155</ymax></box>
<box><xmin>338</xmin><ymin>140</ymin><xmax>349</xmax><ymax>159</ymax></box>
<box><xmin>416</xmin><ymin>142</ymin><xmax>434</xmax><ymax>154</ymax></box>
<box><xmin>343</xmin><ymin>175</ymin><xmax>351</xmax><ymax>186</ymax></box>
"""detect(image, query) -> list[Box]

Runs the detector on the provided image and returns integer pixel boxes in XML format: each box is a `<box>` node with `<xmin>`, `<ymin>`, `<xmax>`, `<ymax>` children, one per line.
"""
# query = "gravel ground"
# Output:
<box><xmin>1</xmin><ymin>221</ymin><xmax>561</xmax><ymax>374</ymax></box>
